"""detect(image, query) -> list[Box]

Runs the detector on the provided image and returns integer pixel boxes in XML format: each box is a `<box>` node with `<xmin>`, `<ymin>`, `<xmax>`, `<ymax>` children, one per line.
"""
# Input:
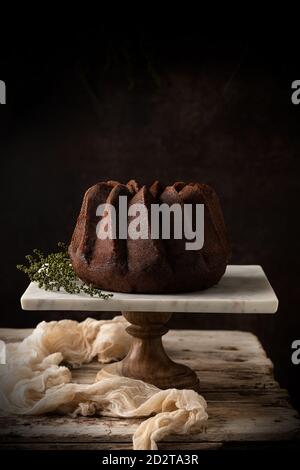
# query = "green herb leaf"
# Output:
<box><xmin>17</xmin><ymin>243</ymin><xmax>113</xmax><ymax>300</ymax></box>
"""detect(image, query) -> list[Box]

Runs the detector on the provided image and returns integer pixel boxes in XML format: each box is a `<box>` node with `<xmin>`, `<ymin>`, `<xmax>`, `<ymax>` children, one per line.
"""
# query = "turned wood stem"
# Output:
<box><xmin>120</xmin><ymin>311</ymin><xmax>200</xmax><ymax>391</ymax></box>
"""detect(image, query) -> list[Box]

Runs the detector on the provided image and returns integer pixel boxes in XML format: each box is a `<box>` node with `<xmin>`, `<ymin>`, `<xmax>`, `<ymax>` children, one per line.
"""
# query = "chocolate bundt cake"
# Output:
<box><xmin>69</xmin><ymin>180</ymin><xmax>230</xmax><ymax>293</ymax></box>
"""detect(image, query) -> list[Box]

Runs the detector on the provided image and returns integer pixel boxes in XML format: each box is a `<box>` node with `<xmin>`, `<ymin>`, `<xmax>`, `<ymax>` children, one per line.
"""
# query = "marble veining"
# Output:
<box><xmin>20</xmin><ymin>265</ymin><xmax>278</xmax><ymax>314</ymax></box>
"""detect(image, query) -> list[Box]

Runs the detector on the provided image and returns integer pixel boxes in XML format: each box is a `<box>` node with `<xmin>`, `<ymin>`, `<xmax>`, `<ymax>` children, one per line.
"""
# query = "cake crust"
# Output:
<box><xmin>69</xmin><ymin>180</ymin><xmax>230</xmax><ymax>293</ymax></box>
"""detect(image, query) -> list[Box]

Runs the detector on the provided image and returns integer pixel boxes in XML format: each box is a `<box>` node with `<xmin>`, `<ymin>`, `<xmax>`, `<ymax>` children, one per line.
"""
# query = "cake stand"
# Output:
<box><xmin>21</xmin><ymin>265</ymin><xmax>278</xmax><ymax>391</ymax></box>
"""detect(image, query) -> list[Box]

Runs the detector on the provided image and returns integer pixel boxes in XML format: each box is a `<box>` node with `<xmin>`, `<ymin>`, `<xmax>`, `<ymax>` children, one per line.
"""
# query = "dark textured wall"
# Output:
<box><xmin>0</xmin><ymin>34</ymin><xmax>299</xmax><ymax>411</ymax></box>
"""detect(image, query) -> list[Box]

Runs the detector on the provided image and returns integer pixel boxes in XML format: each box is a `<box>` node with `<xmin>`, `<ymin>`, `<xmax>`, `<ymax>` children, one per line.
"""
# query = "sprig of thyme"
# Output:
<box><xmin>17</xmin><ymin>242</ymin><xmax>112</xmax><ymax>299</ymax></box>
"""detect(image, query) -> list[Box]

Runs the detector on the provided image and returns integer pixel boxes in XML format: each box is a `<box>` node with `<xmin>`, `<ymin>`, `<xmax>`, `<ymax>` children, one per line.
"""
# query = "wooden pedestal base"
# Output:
<box><xmin>114</xmin><ymin>311</ymin><xmax>200</xmax><ymax>391</ymax></box>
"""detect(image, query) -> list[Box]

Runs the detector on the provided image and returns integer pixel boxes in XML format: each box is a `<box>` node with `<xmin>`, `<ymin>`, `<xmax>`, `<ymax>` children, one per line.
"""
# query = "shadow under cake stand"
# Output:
<box><xmin>21</xmin><ymin>265</ymin><xmax>278</xmax><ymax>392</ymax></box>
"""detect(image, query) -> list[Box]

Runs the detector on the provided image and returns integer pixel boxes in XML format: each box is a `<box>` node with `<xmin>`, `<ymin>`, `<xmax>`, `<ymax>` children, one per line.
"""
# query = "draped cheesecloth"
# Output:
<box><xmin>0</xmin><ymin>316</ymin><xmax>208</xmax><ymax>450</ymax></box>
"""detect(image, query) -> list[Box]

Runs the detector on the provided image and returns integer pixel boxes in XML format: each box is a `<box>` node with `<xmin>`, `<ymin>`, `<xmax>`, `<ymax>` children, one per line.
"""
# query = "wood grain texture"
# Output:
<box><xmin>115</xmin><ymin>311</ymin><xmax>200</xmax><ymax>390</ymax></box>
<box><xmin>0</xmin><ymin>328</ymin><xmax>299</xmax><ymax>450</ymax></box>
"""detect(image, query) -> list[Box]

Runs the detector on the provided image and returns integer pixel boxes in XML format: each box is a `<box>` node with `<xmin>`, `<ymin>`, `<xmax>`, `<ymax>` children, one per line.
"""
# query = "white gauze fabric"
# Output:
<box><xmin>0</xmin><ymin>316</ymin><xmax>208</xmax><ymax>450</ymax></box>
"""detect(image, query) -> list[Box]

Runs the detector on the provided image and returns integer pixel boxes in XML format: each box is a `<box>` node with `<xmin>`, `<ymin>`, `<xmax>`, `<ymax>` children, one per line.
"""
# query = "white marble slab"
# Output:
<box><xmin>20</xmin><ymin>265</ymin><xmax>278</xmax><ymax>314</ymax></box>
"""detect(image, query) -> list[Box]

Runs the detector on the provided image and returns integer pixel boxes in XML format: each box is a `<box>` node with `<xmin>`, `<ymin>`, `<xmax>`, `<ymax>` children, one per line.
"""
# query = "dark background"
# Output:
<box><xmin>0</xmin><ymin>28</ymin><xmax>299</xmax><ymax>412</ymax></box>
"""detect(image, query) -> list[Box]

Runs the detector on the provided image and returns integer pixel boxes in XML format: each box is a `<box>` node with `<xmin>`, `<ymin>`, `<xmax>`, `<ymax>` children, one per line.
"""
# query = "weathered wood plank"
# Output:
<box><xmin>70</xmin><ymin>365</ymin><xmax>279</xmax><ymax>391</ymax></box>
<box><xmin>0</xmin><ymin>401</ymin><xmax>299</xmax><ymax>444</ymax></box>
<box><xmin>0</xmin><ymin>328</ymin><xmax>269</xmax><ymax>352</ymax></box>
<box><xmin>0</xmin><ymin>442</ymin><xmax>223</xmax><ymax>450</ymax></box>
<box><xmin>0</xmin><ymin>328</ymin><xmax>33</xmax><ymax>343</ymax></box>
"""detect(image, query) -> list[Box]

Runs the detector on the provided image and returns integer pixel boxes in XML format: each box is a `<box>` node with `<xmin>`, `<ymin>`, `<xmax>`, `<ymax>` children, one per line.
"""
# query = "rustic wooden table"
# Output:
<box><xmin>0</xmin><ymin>327</ymin><xmax>299</xmax><ymax>450</ymax></box>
